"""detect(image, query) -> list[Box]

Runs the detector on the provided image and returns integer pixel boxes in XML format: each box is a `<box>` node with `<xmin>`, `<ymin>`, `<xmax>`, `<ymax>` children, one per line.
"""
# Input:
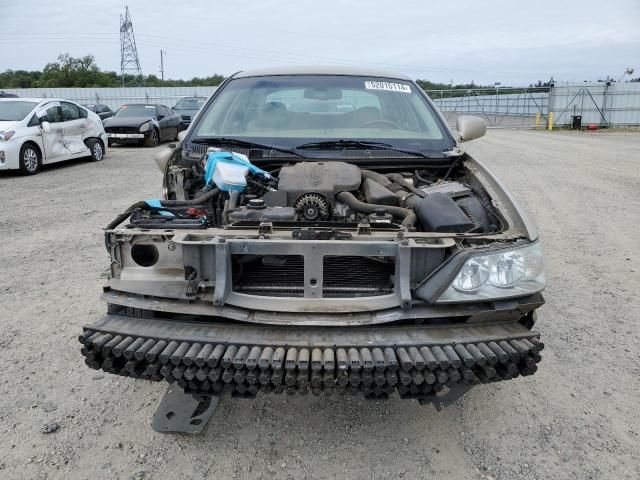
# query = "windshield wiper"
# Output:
<box><xmin>295</xmin><ymin>139</ymin><xmax>442</xmax><ymax>159</ymax></box>
<box><xmin>192</xmin><ymin>137</ymin><xmax>305</xmax><ymax>157</ymax></box>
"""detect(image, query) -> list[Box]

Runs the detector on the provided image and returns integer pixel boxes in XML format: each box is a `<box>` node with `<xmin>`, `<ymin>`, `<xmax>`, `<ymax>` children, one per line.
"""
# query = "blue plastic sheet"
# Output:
<box><xmin>145</xmin><ymin>199</ymin><xmax>174</xmax><ymax>216</ymax></box>
<box><xmin>204</xmin><ymin>151</ymin><xmax>271</xmax><ymax>191</ymax></box>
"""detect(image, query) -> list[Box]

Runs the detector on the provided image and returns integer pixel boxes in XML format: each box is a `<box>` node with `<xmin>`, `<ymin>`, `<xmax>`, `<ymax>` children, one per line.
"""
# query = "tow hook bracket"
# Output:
<box><xmin>258</xmin><ymin>221</ymin><xmax>273</xmax><ymax>235</ymax></box>
<box><xmin>292</xmin><ymin>228</ymin><xmax>352</xmax><ymax>240</ymax></box>
<box><xmin>152</xmin><ymin>387</ymin><xmax>219</xmax><ymax>434</ymax></box>
<box><xmin>356</xmin><ymin>221</ymin><xmax>372</xmax><ymax>235</ymax></box>
<box><xmin>418</xmin><ymin>385</ymin><xmax>474</xmax><ymax>411</ymax></box>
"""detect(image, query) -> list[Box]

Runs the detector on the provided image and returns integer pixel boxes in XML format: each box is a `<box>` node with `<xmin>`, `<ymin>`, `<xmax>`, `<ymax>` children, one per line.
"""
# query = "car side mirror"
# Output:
<box><xmin>456</xmin><ymin>115</ymin><xmax>486</xmax><ymax>142</ymax></box>
<box><xmin>157</xmin><ymin>114</ymin><xmax>165</xmax><ymax>120</ymax></box>
<box><xmin>41</xmin><ymin>121</ymin><xmax>52</xmax><ymax>133</ymax></box>
<box><xmin>154</xmin><ymin>146</ymin><xmax>173</xmax><ymax>173</ymax></box>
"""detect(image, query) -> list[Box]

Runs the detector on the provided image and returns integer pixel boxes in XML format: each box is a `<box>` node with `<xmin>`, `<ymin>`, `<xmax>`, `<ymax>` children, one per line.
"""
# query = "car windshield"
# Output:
<box><xmin>114</xmin><ymin>105</ymin><xmax>157</xmax><ymax>117</ymax></box>
<box><xmin>175</xmin><ymin>98</ymin><xmax>205</xmax><ymax>110</ymax></box>
<box><xmin>0</xmin><ymin>101</ymin><xmax>38</xmax><ymax>121</ymax></box>
<box><xmin>192</xmin><ymin>75</ymin><xmax>454</xmax><ymax>153</ymax></box>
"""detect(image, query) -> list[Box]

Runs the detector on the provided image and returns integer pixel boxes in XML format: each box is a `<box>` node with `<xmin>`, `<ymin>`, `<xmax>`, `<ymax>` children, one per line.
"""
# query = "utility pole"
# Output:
<box><xmin>120</xmin><ymin>6</ymin><xmax>144</xmax><ymax>86</ymax></box>
<box><xmin>160</xmin><ymin>50</ymin><xmax>166</xmax><ymax>86</ymax></box>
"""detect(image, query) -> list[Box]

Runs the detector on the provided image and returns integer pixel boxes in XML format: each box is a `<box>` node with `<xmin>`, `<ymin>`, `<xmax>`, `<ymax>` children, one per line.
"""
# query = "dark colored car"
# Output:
<box><xmin>0</xmin><ymin>92</ymin><xmax>19</xmax><ymax>98</ymax></box>
<box><xmin>172</xmin><ymin>96</ymin><xmax>207</xmax><ymax>129</ymax></box>
<box><xmin>83</xmin><ymin>103</ymin><xmax>114</xmax><ymax>121</ymax></box>
<box><xmin>103</xmin><ymin>104</ymin><xmax>181</xmax><ymax>147</ymax></box>
<box><xmin>81</xmin><ymin>67</ymin><xmax>546</xmax><ymax>428</ymax></box>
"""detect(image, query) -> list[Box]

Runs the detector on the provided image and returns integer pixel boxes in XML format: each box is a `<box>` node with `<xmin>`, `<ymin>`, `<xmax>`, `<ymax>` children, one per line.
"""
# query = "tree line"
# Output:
<box><xmin>0</xmin><ymin>54</ymin><xmax>224</xmax><ymax>88</ymax></box>
<box><xmin>1</xmin><ymin>53</ymin><xmax>525</xmax><ymax>93</ymax></box>
<box><xmin>4</xmin><ymin>52</ymin><xmax>630</xmax><ymax>94</ymax></box>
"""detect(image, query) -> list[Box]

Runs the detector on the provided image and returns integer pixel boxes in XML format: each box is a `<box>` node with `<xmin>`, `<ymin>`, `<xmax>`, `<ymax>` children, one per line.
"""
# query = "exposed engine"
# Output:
<box><xmin>128</xmin><ymin>155</ymin><xmax>501</xmax><ymax>234</ymax></box>
<box><xmin>263</xmin><ymin>162</ymin><xmax>361</xmax><ymax>221</ymax></box>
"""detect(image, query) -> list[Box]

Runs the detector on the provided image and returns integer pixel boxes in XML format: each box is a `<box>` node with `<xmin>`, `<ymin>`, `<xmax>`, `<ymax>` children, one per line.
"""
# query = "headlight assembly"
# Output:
<box><xmin>139</xmin><ymin>122</ymin><xmax>150</xmax><ymax>133</ymax></box>
<box><xmin>0</xmin><ymin>130</ymin><xmax>15</xmax><ymax>141</ymax></box>
<box><xmin>437</xmin><ymin>242</ymin><xmax>545</xmax><ymax>303</ymax></box>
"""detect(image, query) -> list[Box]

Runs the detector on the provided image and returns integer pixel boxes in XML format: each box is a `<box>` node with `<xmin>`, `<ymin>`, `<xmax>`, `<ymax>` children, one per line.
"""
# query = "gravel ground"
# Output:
<box><xmin>1</xmin><ymin>130</ymin><xmax>639</xmax><ymax>480</ymax></box>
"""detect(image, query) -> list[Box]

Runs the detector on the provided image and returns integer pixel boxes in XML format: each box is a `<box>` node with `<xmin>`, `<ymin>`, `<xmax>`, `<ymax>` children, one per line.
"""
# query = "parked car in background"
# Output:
<box><xmin>172</xmin><ymin>96</ymin><xmax>206</xmax><ymax>129</ymax></box>
<box><xmin>0</xmin><ymin>91</ymin><xmax>19</xmax><ymax>98</ymax></box>
<box><xmin>83</xmin><ymin>103</ymin><xmax>114</xmax><ymax>121</ymax></box>
<box><xmin>103</xmin><ymin>104</ymin><xmax>180</xmax><ymax>147</ymax></box>
<box><xmin>0</xmin><ymin>98</ymin><xmax>107</xmax><ymax>175</ymax></box>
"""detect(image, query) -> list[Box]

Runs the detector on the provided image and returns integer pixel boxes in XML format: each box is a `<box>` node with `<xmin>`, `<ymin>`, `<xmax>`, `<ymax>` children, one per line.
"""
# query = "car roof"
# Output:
<box><xmin>0</xmin><ymin>97</ymin><xmax>43</xmax><ymax>102</ymax></box>
<box><xmin>0</xmin><ymin>97</ymin><xmax>82</xmax><ymax>104</ymax></box>
<box><xmin>123</xmin><ymin>103</ymin><xmax>160</xmax><ymax>107</ymax></box>
<box><xmin>233</xmin><ymin>65</ymin><xmax>412</xmax><ymax>81</ymax></box>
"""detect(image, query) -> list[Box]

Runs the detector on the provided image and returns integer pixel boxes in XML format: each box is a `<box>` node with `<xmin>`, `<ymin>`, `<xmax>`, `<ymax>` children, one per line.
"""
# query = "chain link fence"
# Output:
<box><xmin>426</xmin><ymin>87</ymin><xmax>549</xmax><ymax>129</ymax></box>
<box><xmin>0</xmin><ymin>86</ymin><xmax>219</xmax><ymax>110</ymax></box>
<box><xmin>3</xmin><ymin>82</ymin><xmax>639</xmax><ymax>129</ymax></box>
<box><xmin>426</xmin><ymin>83</ymin><xmax>640</xmax><ymax>129</ymax></box>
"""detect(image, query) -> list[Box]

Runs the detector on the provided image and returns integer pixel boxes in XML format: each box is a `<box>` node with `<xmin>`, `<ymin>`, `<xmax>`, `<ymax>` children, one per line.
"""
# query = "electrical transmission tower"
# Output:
<box><xmin>120</xmin><ymin>6</ymin><xmax>144</xmax><ymax>86</ymax></box>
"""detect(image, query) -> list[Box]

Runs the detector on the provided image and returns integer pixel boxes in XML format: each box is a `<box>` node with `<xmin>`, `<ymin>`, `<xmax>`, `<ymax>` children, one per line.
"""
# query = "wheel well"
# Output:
<box><xmin>21</xmin><ymin>141</ymin><xmax>42</xmax><ymax>164</ymax></box>
<box><xmin>84</xmin><ymin>137</ymin><xmax>104</xmax><ymax>149</ymax></box>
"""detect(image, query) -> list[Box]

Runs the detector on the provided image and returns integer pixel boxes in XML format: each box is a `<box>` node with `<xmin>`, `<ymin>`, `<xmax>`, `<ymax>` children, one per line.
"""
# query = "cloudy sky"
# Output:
<box><xmin>1</xmin><ymin>0</ymin><xmax>638</xmax><ymax>85</ymax></box>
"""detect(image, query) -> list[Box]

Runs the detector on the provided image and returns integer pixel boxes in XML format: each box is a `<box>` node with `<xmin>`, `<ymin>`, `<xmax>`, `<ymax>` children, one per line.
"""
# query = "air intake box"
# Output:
<box><xmin>414</xmin><ymin>192</ymin><xmax>475</xmax><ymax>233</ymax></box>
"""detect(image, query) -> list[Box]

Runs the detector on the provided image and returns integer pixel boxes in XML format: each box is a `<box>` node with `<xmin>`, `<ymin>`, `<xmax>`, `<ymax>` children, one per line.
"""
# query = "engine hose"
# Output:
<box><xmin>443</xmin><ymin>158</ymin><xmax>460</xmax><ymax>180</ymax></box>
<box><xmin>105</xmin><ymin>201</ymin><xmax>147</xmax><ymax>230</ymax></box>
<box><xmin>385</xmin><ymin>173</ymin><xmax>426</xmax><ymax>197</ymax></box>
<box><xmin>228</xmin><ymin>191</ymin><xmax>240</xmax><ymax>210</ymax></box>
<box><xmin>159</xmin><ymin>188</ymin><xmax>220</xmax><ymax>207</ymax></box>
<box><xmin>414</xmin><ymin>169</ymin><xmax>434</xmax><ymax>186</ymax></box>
<box><xmin>336</xmin><ymin>191</ymin><xmax>417</xmax><ymax>228</ymax></box>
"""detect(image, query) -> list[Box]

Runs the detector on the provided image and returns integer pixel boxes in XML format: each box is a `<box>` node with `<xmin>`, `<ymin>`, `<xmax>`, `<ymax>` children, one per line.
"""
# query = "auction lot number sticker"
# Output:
<box><xmin>364</xmin><ymin>81</ymin><xmax>411</xmax><ymax>93</ymax></box>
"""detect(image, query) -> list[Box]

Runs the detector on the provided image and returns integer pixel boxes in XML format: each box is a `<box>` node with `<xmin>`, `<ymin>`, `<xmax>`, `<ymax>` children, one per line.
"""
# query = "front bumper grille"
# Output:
<box><xmin>105</xmin><ymin>126</ymin><xmax>140</xmax><ymax>134</ymax></box>
<box><xmin>80</xmin><ymin>314</ymin><xmax>543</xmax><ymax>400</ymax></box>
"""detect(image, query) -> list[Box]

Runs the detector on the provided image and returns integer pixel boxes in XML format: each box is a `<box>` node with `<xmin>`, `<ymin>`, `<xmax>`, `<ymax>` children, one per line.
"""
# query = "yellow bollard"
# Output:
<box><xmin>535</xmin><ymin>112</ymin><xmax>541</xmax><ymax>129</ymax></box>
<box><xmin>548</xmin><ymin>112</ymin><xmax>554</xmax><ymax>130</ymax></box>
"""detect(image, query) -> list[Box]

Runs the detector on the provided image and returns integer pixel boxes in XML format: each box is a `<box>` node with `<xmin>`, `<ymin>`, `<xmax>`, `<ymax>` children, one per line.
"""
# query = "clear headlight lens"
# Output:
<box><xmin>139</xmin><ymin>122</ymin><xmax>150</xmax><ymax>133</ymax></box>
<box><xmin>489</xmin><ymin>250</ymin><xmax>524</xmax><ymax>288</ymax></box>
<box><xmin>0</xmin><ymin>130</ymin><xmax>16</xmax><ymax>141</ymax></box>
<box><xmin>437</xmin><ymin>243</ymin><xmax>545</xmax><ymax>303</ymax></box>
<box><xmin>452</xmin><ymin>257</ymin><xmax>490</xmax><ymax>292</ymax></box>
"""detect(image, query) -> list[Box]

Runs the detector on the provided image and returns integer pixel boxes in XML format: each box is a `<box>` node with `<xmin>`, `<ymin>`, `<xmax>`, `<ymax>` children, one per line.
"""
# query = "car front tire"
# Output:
<box><xmin>87</xmin><ymin>138</ymin><xmax>105</xmax><ymax>161</ymax></box>
<box><xmin>144</xmin><ymin>128</ymin><xmax>159</xmax><ymax>147</ymax></box>
<box><xmin>19</xmin><ymin>143</ymin><xmax>41</xmax><ymax>175</ymax></box>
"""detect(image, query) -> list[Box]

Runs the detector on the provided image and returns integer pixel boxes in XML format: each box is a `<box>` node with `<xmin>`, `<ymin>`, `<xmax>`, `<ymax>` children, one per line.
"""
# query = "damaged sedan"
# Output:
<box><xmin>80</xmin><ymin>67</ymin><xmax>545</xmax><ymax>425</ymax></box>
<box><xmin>103</xmin><ymin>104</ymin><xmax>181</xmax><ymax>147</ymax></box>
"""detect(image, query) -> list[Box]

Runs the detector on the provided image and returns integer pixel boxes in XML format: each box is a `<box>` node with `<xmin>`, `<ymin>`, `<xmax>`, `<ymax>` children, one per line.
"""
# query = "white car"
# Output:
<box><xmin>0</xmin><ymin>98</ymin><xmax>108</xmax><ymax>175</ymax></box>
